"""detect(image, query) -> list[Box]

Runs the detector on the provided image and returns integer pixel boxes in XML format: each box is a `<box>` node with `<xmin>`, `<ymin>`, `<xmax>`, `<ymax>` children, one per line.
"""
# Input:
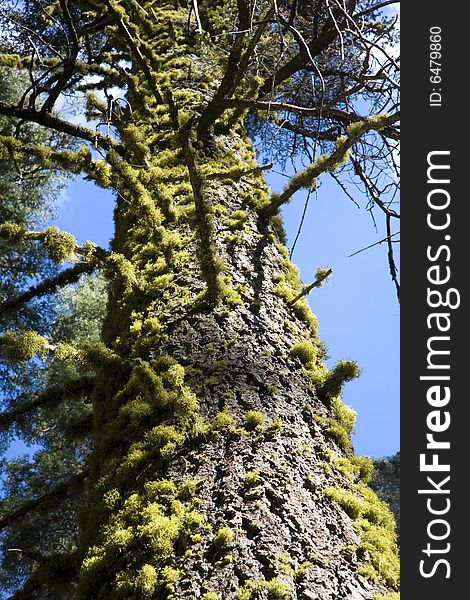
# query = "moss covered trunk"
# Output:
<box><xmin>76</xmin><ymin>3</ymin><xmax>399</xmax><ymax>599</ymax></box>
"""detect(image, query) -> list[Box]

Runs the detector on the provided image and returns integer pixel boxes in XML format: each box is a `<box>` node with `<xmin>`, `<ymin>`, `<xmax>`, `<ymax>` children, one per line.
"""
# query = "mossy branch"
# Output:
<box><xmin>205</xmin><ymin>162</ymin><xmax>273</xmax><ymax>181</ymax></box>
<box><xmin>0</xmin><ymin>470</ymin><xmax>89</xmax><ymax>532</ymax></box>
<box><xmin>0</xmin><ymin>135</ymin><xmax>117</xmax><ymax>187</ymax></box>
<box><xmin>0</xmin><ymin>377</ymin><xmax>94</xmax><ymax>433</ymax></box>
<box><xmin>0</xmin><ymin>222</ymin><xmax>109</xmax><ymax>264</ymax></box>
<box><xmin>262</xmin><ymin>113</ymin><xmax>399</xmax><ymax>217</ymax></box>
<box><xmin>0</xmin><ymin>331</ymin><xmax>119</xmax><ymax>367</ymax></box>
<box><xmin>166</xmin><ymin>90</ymin><xmax>222</xmax><ymax>305</ymax></box>
<box><xmin>288</xmin><ymin>267</ymin><xmax>332</xmax><ymax>306</ymax></box>
<box><xmin>104</xmin><ymin>0</ymin><xmax>165</xmax><ymax>104</ymax></box>
<box><xmin>0</xmin><ymin>102</ymin><xmax>124</xmax><ymax>154</ymax></box>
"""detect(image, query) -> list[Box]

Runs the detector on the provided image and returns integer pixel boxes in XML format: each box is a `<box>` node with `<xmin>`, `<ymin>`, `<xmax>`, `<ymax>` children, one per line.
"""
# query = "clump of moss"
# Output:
<box><xmin>0</xmin><ymin>221</ymin><xmax>25</xmax><ymax>245</ymax></box>
<box><xmin>372</xmin><ymin>594</ymin><xmax>400</xmax><ymax>600</ymax></box>
<box><xmin>314</xmin><ymin>399</ymin><xmax>356</xmax><ymax>452</ymax></box>
<box><xmin>332</xmin><ymin>397</ymin><xmax>357</xmax><ymax>435</ymax></box>
<box><xmin>201</xmin><ymin>592</ymin><xmax>220</xmax><ymax>600</ymax></box>
<box><xmin>319</xmin><ymin>360</ymin><xmax>361</xmax><ymax>398</ymax></box>
<box><xmin>296</xmin><ymin>443</ymin><xmax>312</xmax><ymax>456</ymax></box>
<box><xmin>324</xmin><ymin>484</ymin><xmax>399</xmax><ymax>587</ymax></box>
<box><xmin>0</xmin><ymin>330</ymin><xmax>49</xmax><ymax>362</ymax></box>
<box><xmin>334</xmin><ymin>455</ymin><xmax>374</xmax><ymax>483</ymax></box>
<box><xmin>244</xmin><ymin>410</ymin><xmax>266</xmax><ymax>431</ymax></box>
<box><xmin>213</xmin><ymin>526</ymin><xmax>235</xmax><ymax>548</ymax></box>
<box><xmin>290</xmin><ymin>340</ymin><xmax>317</xmax><ymax>366</ymax></box>
<box><xmin>211</xmin><ymin>406</ymin><xmax>235</xmax><ymax>431</ymax></box>
<box><xmin>236</xmin><ymin>577</ymin><xmax>292</xmax><ymax>599</ymax></box>
<box><xmin>134</xmin><ymin>564</ymin><xmax>158</xmax><ymax>594</ymax></box>
<box><xmin>225</xmin><ymin>210</ymin><xmax>248</xmax><ymax>230</ymax></box>
<box><xmin>245</xmin><ymin>470</ymin><xmax>260</xmax><ymax>486</ymax></box>
<box><xmin>42</xmin><ymin>226</ymin><xmax>77</xmax><ymax>263</ymax></box>
<box><xmin>160</xmin><ymin>565</ymin><xmax>180</xmax><ymax>590</ymax></box>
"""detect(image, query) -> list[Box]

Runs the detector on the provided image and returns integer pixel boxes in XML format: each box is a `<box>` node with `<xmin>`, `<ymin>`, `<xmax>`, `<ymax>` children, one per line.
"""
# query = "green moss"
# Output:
<box><xmin>294</xmin><ymin>560</ymin><xmax>312</xmax><ymax>581</ymax></box>
<box><xmin>290</xmin><ymin>340</ymin><xmax>317</xmax><ymax>366</ymax></box>
<box><xmin>320</xmin><ymin>360</ymin><xmax>361</xmax><ymax>398</ymax></box>
<box><xmin>332</xmin><ymin>397</ymin><xmax>357</xmax><ymax>435</ymax></box>
<box><xmin>211</xmin><ymin>407</ymin><xmax>235</xmax><ymax>430</ymax></box>
<box><xmin>245</xmin><ymin>470</ymin><xmax>260</xmax><ymax>486</ymax></box>
<box><xmin>42</xmin><ymin>226</ymin><xmax>77</xmax><ymax>263</ymax></box>
<box><xmin>160</xmin><ymin>565</ymin><xmax>181</xmax><ymax>589</ymax></box>
<box><xmin>236</xmin><ymin>578</ymin><xmax>292</xmax><ymax>599</ymax></box>
<box><xmin>323</xmin><ymin>484</ymin><xmax>399</xmax><ymax>587</ymax></box>
<box><xmin>213</xmin><ymin>526</ymin><xmax>235</xmax><ymax>547</ymax></box>
<box><xmin>0</xmin><ymin>221</ymin><xmax>25</xmax><ymax>245</ymax></box>
<box><xmin>372</xmin><ymin>594</ymin><xmax>400</xmax><ymax>600</ymax></box>
<box><xmin>135</xmin><ymin>564</ymin><xmax>158</xmax><ymax>594</ymax></box>
<box><xmin>225</xmin><ymin>209</ymin><xmax>248</xmax><ymax>230</ymax></box>
<box><xmin>359</xmin><ymin>563</ymin><xmax>378</xmax><ymax>582</ymax></box>
<box><xmin>0</xmin><ymin>330</ymin><xmax>49</xmax><ymax>362</ymax></box>
<box><xmin>296</xmin><ymin>443</ymin><xmax>312</xmax><ymax>456</ymax></box>
<box><xmin>201</xmin><ymin>593</ymin><xmax>220</xmax><ymax>600</ymax></box>
<box><xmin>244</xmin><ymin>410</ymin><xmax>266</xmax><ymax>431</ymax></box>
<box><xmin>333</xmin><ymin>455</ymin><xmax>374</xmax><ymax>483</ymax></box>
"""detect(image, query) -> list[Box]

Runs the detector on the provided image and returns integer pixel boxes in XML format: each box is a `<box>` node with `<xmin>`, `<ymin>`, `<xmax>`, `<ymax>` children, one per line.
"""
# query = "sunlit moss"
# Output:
<box><xmin>0</xmin><ymin>330</ymin><xmax>49</xmax><ymax>362</ymax></box>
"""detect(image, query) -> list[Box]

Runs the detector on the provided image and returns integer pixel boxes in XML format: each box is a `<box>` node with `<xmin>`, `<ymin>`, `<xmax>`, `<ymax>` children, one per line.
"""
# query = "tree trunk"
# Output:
<box><xmin>76</xmin><ymin>4</ymin><xmax>398</xmax><ymax>599</ymax></box>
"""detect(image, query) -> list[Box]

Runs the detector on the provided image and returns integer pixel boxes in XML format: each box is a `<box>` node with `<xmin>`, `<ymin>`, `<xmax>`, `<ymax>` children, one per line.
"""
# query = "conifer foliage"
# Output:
<box><xmin>0</xmin><ymin>1</ymin><xmax>399</xmax><ymax>598</ymax></box>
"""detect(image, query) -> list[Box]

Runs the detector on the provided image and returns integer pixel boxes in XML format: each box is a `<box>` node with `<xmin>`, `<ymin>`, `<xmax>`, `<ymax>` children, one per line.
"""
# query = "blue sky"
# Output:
<box><xmin>49</xmin><ymin>168</ymin><xmax>399</xmax><ymax>458</ymax></box>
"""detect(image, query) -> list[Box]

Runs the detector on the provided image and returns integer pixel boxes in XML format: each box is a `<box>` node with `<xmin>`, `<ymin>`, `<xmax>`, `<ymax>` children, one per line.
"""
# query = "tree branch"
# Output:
<box><xmin>262</xmin><ymin>113</ymin><xmax>400</xmax><ymax>216</ymax></box>
<box><xmin>0</xmin><ymin>102</ymin><xmax>125</xmax><ymax>154</ymax></box>
<box><xmin>41</xmin><ymin>0</ymin><xmax>80</xmax><ymax>113</ymax></box>
<box><xmin>0</xmin><ymin>377</ymin><xmax>95</xmax><ymax>432</ymax></box>
<box><xmin>0</xmin><ymin>262</ymin><xmax>96</xmax><ymax>318</ymax></box>
<box><xmin>166</xmin><ymin>92</ymin><xmax>221</xmax><ymax>304</ymax></box>
<box><xmin>288</xmin><ymin>268</ymin><xmax>333</xmax><ymax>306</ymax></box>
<box><xmin>0</xmin><ymin>470</ymin><xmax>89</xmax><ymax>532</ymax></box>
<box><xmin>196</xmin><ymin>0</ymin><xmax>252</xmax><ymax>140</ymax></box>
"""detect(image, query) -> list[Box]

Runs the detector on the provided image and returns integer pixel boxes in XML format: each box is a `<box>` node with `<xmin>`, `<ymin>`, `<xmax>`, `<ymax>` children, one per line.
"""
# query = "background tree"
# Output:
<box><xmin>0</xmin><ymin>1</ymin><xmax>399</xmax><ymax>598</ymax></box>
<box><xmin>370</xmin><ymin>452</ymin><xmax>400</xmax><ymax>538</ymax></box>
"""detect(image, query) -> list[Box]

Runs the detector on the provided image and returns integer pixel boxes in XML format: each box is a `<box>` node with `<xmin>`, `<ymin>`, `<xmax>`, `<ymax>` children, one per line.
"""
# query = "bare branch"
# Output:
<box><xmin>348</xmin><ymin>231</ymin><xmax>400</xmax><ymax>257</ymax></box>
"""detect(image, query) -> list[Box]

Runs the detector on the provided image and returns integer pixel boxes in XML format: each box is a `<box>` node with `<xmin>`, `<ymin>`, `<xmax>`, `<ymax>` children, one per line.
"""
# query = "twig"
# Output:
<box><xmin>348</xmin><ymin>231</ymin><xmax>399</xmax><ymax>257</ymax></box>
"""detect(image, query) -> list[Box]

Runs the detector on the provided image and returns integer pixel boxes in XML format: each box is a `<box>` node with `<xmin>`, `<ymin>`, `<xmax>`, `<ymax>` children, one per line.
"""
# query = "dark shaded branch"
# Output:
<box><xmin>196</xmin><ymin>4</ymin><xmax>250</xmax><ymax>140</ymax></box>
<box><xmin>257</xmin><ymin>26</ymin><xmax>338</xmax><ymax>99</ymax></box>
<box><xmin>266</xmin><ymin>117</ymin><xmax>338</xmax><ymax>142</ymax></box>
<box><xmin>0</xmin><ymin>470</ymin><xmax>89</xmax><ymax>532</ymax></box>
<box><xmin>41</xmin><ymin>0</ymin><xmax>80</xmax><ymax>113</ymax></box>
<box><xmin>0</xmin><ymin>262</ymin><xmax>95</xmax><ymax>318</ymax></box>
<box><xmin>225</xmin><ymin>99</ymin><xmax>400</xmax><ymax>138</ymax></box>
<box><xmin>386</xmin><ymin>213</ymin><xmax>400</xmax><ymax>301</ymax></box>
<box><xmin>0</xmin><ymin>102</ymin><xmax>125</xmax><ymax>154</ymax></box>
<box><xmin>350</xmin><ymin>155</ymin><xmax>400</xmax><ymax>218</ymax></box>
<box><xmin>0</xmin><ymin>377</ymin><xmax>95</xmax><ymax>432</ymax></box>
